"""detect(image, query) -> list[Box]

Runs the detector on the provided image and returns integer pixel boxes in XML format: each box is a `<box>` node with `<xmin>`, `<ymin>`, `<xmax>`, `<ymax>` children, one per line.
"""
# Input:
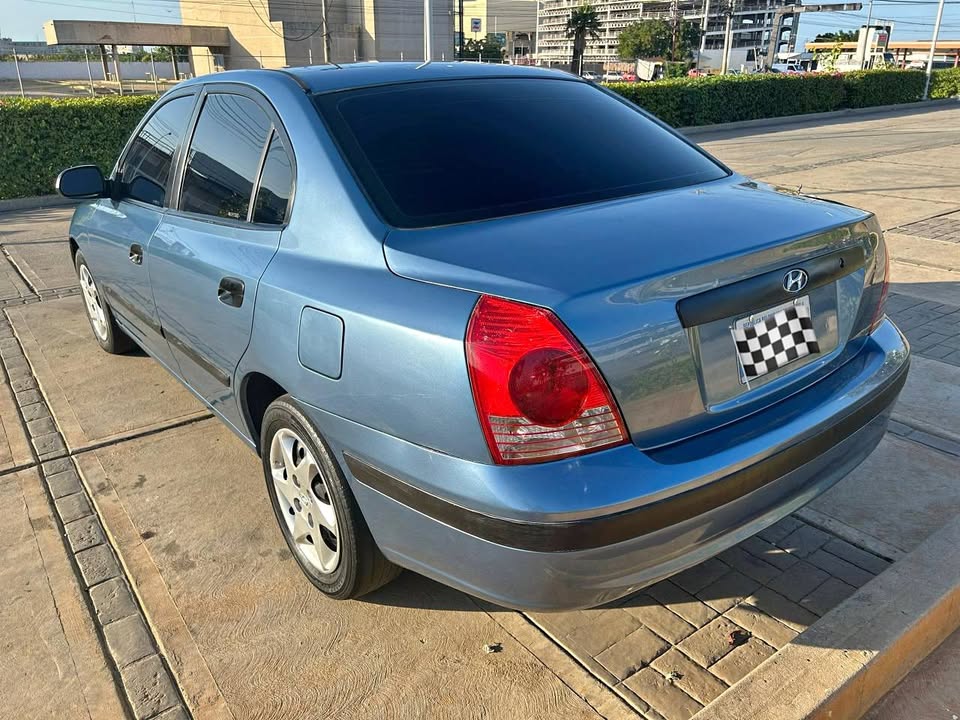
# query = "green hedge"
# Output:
<box><xmin>611</xmin><ymin>73</ymin><xmax>846</xmax><ymax>127</ymax></box>
<box><xmin>930</xmin><ymin>67</ymin><xmax>960</xmax><ymax>99</ymax></box>
<box><xmin>1</xmin><ymin>69</ymin><xmax>959</xmax><ymax>200</ymax></box>
<box><xmin>0</xmin><ymin>95</ymin><xmax>156</xmax><ymax>200</ymax></box>
<box><xmin>609</xmin><ymin>68</ymin><xmax>957</xmax><ymax>127</ymax></box>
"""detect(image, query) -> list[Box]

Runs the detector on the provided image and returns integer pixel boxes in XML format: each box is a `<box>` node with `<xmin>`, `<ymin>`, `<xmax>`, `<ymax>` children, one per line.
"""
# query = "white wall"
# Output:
<box><xmin>0</xmin><ymin>61</ymin><xmax>191</xmax><ymax>81</ymax></box>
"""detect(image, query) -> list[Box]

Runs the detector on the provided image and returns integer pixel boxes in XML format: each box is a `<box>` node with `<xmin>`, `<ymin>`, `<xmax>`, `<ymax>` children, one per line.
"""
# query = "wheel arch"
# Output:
<box><xmin>241</xmin><ymin>371</ymin><xmax>289</xmax><ymax>454</ymax></box>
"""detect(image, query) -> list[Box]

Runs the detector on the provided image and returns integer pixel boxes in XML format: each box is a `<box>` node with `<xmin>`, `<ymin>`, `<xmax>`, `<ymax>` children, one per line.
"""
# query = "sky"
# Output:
<box><xmin>4</xmin><ymin>0</ymin><xmax>960</xmax><ymax>49</ymax></box>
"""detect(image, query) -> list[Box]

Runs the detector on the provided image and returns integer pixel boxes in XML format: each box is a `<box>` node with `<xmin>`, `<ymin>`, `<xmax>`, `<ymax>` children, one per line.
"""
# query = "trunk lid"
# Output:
<box><xmin>384</xmin><ymin>178</ymin><xmax>880</xmax><ymax>448</ymax></box>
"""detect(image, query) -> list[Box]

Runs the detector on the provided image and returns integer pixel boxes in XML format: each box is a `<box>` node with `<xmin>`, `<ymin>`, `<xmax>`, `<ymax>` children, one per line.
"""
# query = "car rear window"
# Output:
<box><xmin>313</xmin><ymin>78</ymin><xmax>728</xmax><ymax>228</ymax></box>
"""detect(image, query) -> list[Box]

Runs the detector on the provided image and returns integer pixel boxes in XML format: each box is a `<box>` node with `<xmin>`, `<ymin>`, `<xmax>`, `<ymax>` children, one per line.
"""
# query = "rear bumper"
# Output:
<box><xmin>302</xmin><ymin>318</ymin><xmax>909</xmax><ymax>610</ymax></box>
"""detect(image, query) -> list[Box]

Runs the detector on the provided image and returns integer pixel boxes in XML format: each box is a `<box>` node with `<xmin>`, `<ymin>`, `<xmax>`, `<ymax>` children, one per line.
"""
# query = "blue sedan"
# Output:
<box><xmin>56</xmin><ymin>63</ymin><xmax>909</xmax><ymax>610</ymax></box>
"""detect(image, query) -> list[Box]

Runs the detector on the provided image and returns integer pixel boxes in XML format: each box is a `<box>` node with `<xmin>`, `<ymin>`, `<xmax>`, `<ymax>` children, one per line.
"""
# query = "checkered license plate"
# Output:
<box><xmin>732</xmin><ymin>296</ymin><xmax>820</xmax><ymax>383</ymax></box>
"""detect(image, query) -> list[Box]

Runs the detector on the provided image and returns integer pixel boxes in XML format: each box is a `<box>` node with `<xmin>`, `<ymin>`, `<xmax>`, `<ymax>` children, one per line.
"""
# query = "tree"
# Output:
<box><xmin>463</xmin><ymin>36</ymin><xmax>505</xmax><ymax>61</ymax></box>
<box><xmin>566</xmin><ymin>4</ymin><xmax>601</xmax><ymax>75</ymax></box>
<box><xmin>813</xmin><ymin>30</ymin><xmax>858</xmax><ymax>43</ymax></box>
<box><xmin>674</xmin><ymin>20</ymin><xmax>702</xmax><ymax>61</ymax></box>
<box><xmin>618</xmin><ymin>20</ymin><xmax>671</xmax><ymax>59</ymax></box>
<box><xmin>618</xmin><ymin>19</ymin><xmax>701</xmax><ymax>61</ymax></box>
<box><xmin>815</xmin><ymin>38</ymin><xmax>846</xmax><ymax>71</ymax></box>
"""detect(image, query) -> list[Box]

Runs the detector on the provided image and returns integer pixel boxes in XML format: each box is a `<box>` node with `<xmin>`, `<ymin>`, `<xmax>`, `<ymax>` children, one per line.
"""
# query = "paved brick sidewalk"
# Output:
<box><xmin>530</xmin><ymin>516</ymin><xmax>890</xmax><ymax>720</ymax></box>
<box><xmin>894</xmin><ymin>211</ymin><xmax>960</xmax><ymax>244</ymax></box>
<box><xmin>886</xmin><ymin>293</ymin><xmax>960</xmax><ymax>367</ymax></box>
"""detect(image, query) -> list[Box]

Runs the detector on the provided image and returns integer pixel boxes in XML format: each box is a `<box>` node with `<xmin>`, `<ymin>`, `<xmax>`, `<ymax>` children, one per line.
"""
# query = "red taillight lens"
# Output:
<box><xmin>465</xmin><ymin>295</ymin><xmax>628</xmax><ymax>465</ymax></box>
<box><xmin>869</xmin><ymin>234</ymin><xmax>891</xmax><ymax>332</ymax></box>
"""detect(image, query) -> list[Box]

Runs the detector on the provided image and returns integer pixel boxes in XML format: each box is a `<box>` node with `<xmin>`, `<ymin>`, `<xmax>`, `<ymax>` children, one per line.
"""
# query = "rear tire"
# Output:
<box><xmin>74</xmin><ymin>250</ymin><xmax>134</xmax><ymax>355</ymax></box>
<box><xmin>261</xmin><ymin>395</ymin><xmax>400</xmax><ymax>599</ymax></box>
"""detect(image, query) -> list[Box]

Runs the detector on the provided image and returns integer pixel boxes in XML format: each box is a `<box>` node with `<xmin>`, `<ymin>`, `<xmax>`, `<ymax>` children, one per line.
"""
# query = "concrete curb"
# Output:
<box><xmin>0</xmin><ymin>195</ymin><xmax>78</xmax><ymax>214</ymax></box>
<box><xmin>0</xmin><ymin>313</ymin><xmax>192</xmax><ymax>720</ymax></box>
<box><xmin>681</xmin><ymin>97</ymin><xmax>960</xmax><ymax>137</ymax></box>
<box><xmin>692</xmin><ymin>514</ymin><xmax>960</xmax><ymax>720</ymax></box>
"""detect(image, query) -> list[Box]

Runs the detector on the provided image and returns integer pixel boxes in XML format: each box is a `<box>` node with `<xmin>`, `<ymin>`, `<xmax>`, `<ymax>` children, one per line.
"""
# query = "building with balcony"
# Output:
<box><xmin>536</xmin><ymin>0</ymin><xmax>799</xmax><ymax>70</ymax></box>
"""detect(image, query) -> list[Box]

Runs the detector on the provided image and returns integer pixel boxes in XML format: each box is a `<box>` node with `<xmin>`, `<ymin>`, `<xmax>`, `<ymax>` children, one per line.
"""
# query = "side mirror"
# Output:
<box><xmin>56</xmin><ymin>165</ymin><xmax>106</xmax><ymax>199</ymax></box>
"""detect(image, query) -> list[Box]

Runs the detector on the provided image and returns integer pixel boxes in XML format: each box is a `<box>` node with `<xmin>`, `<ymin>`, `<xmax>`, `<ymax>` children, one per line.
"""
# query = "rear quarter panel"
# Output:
<box><xmin>235</xmin><ymin>87</ymin><xmax>489</xmax><ymax>463</ymax></box>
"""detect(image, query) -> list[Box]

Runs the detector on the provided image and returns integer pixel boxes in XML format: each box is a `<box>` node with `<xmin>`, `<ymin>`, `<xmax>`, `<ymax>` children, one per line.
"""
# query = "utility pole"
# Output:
<box><xmin>923</xmin><ymin>0</ymin><xmax>946</xmax><ymax>99</ymax></box>
<box><xmin>860</xmin><ymin>0</ymin><xmax>874</xmax><ymax>69</ymax></box>
<box><xmin>319</xmin><ymin>0</ymin><xmax>332</xmax><ymax>63</ymax></box>
<box><xmin>720</xmin><ymin>0</ymin><xmax>735</xmax><ymax>74</ymax></box>
<box><xmin>459</xmin><ymin>0</ymin><xmax>465</xmax><ymax>59</ymax></box>
<box><xmin>698</xmin><ymin>0</ymin><xmax>711</xmax><ymax>71</ymax></box>
<box><xmin>670</xmin><ymin>0</ymin><xmax>681</xmax><ymax>61</ymax></box>
<box><xmin>423</xmin><ymin>0</ymin><xmax>432</xmax><ymax>61</ymax></box>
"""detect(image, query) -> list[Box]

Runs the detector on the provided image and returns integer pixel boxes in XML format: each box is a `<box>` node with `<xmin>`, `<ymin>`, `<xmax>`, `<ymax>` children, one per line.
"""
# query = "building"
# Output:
<box><xmin>0</xmin><ymin>37</ymin><xmax>97</xmax><ymax>56</ymax></box>
<box><xmin>536</xmin><ymin>0</ymin><xmax>798</xmax><ymax>70</ymax></box>
<box><xmin>804</xmin><ymin>39</ymin><xmax>960</xmax><ymax>69</ymax></box>
<box><xmin>178</xmin><ymin>0</ymin><xmax>454</xmax><ymax>72</ymax></box>
<box><xmin>454</xmin><ymin>0</ymin><xmax>537</xmax><ymax>61</ymax></box>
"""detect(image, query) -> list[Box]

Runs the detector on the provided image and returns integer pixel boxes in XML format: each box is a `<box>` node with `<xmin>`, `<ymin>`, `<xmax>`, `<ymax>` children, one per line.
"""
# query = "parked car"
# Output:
<box><xmin>602</xmin><ymin>70</ymin><xmax>623</xmax><ymax>82</ymax></box>
<box><xmin>620</xmin><ymin>71</ymin><xmax>637</xmax><ymax>82</ymax></box>
<box><xmin>771</xmin><ymin>63</ymin><xmax>802</xmax><ymax>74</ymax></box>
<box><xmin>582</xmin><ymin>70</ymin><xmax>600</xmax><ymax>81</ymax></box>
<box><xmin>58</xmin><ymin>63</ymin><xmax>908</xmax><ymax>611</ymax></box>
<box><xmin>687</xmin><ymin>68</ymin><xmax>708</xmax><ymax>77</ymax></box>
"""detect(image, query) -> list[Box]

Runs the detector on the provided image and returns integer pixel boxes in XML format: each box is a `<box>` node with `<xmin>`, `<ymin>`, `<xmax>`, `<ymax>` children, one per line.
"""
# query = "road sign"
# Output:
<box><xmin>471</xmin><ymin>18</ymin><xmax>482</xmax><ymax>33</ymax></box>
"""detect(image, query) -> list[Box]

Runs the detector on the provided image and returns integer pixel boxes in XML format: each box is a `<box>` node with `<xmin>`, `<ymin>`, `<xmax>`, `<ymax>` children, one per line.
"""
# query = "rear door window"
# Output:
<box><xmin>252</xmin><ymin>133</ymin><xmax>293</xmax><ymax>225</ymax></box>
<box><xmin>314</xmin><ymin>78</ymin><xmax>729</xmax><ymax>228</ymax></box>
<box><xmin>119</xmin><ymin>95</ymin><xmax>194</xmax><ymax>207</ymax></box>
<box><xmin>179</xmin><ymin>93</ymin><xmax>272</xmax><ymax>221</ymax></box>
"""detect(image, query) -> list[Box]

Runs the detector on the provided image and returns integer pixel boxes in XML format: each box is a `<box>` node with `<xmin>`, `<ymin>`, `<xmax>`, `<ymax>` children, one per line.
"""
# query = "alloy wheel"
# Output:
<box><xmin>79</xmin><ymin>264</ymin><xmax>108</xmax><ymax>341</ymax></box>
<box><xmin>269</xmin><ymin>427</ymin><xmax>340</xmax><ymax>574</ymax></box>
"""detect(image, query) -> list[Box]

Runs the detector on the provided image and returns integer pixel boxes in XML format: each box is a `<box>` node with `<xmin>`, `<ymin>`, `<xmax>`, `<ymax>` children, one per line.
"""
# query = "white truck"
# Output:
<box><xmin>635</xmin><ymin>59</ymin><xmax>664</xmax><ymax>81</ymax></box>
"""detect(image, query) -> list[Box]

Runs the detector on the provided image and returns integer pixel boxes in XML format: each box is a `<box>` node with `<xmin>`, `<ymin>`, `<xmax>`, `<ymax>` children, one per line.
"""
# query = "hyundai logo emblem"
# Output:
<box><xmin>783</xmin><ymin>269</ymin><xmax>809</xmax><ymax>294</ymax></box>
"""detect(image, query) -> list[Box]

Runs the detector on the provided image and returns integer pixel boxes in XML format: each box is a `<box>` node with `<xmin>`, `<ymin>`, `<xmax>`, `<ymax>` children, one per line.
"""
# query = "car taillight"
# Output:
<box><xmin>465</xmin><ymin>295</ymin><xmax>628</xmax><ymax>465</ymax></box>
<box><xmin>869</xmin><ymin>234</ymin><xmax>891</xmax><ymax>332</ymax></box>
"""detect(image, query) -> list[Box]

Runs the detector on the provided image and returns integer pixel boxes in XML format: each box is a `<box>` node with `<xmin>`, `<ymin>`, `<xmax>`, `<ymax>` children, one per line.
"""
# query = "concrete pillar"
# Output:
<box><xmin>99</xmin><ymin>44</ymin><xmax>110</xmax><ymax>80</ymax></box>
<box><xmin>169</xmin><ymin>47</ymin><xmax>180</xmax><ymax>80</ymax></box>
<box><xmin>112</xmin><ymin>44</ymin><xmax>123</xmax><ymax>95</ymax></box>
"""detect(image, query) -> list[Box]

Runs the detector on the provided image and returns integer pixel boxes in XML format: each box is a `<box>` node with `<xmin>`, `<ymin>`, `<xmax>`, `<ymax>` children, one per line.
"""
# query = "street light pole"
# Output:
<box><xmin>923</xmin><ymin>0</ymin><xmax>946</xmax><ymax>99</ymax></box>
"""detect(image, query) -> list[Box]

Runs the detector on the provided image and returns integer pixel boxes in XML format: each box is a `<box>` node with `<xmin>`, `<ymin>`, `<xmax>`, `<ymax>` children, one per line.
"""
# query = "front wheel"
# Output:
<box><xmin>74</xmin><ymin>250</ymin><xmax>134</xmax><ymax>354</ymax></box>
<box><xmin>261</xmin><ymin>395</ymin><xmax>400</xmax><ymax>599</ymax></box>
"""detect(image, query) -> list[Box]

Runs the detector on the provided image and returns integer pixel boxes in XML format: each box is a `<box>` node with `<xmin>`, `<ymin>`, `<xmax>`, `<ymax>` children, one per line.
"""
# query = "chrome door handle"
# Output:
<box><xmin>129</xmin><ymin>244</ymin><xmax>143</xmax><ymax>265</ymax></box>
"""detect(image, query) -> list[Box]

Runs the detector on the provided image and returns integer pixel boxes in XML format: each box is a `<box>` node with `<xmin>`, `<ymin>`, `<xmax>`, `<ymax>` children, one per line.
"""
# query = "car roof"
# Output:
<box><xmin>178</xmin><ymin>62</ymin><xmax>579</xmax><ymax>95</ymax></box>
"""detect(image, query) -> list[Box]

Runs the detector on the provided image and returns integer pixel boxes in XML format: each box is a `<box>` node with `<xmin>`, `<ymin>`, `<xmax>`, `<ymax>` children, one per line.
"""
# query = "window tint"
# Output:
<box><xmin>179</xmin><ymin>93</ymin><xmax>272</xmax><ymax>221</ymax></box>
<box><xmin>120</xmin><ymin>95</ymin><xmax>194</xmax><ymax>207</ymax></box>
<box><xmin>252</xmin><ymin>133</ymin><xmax>293</xmax><ymax>224</ymax></box>
<box><xmin>315</xmin><ymin>79</ymin><xmax>728</xmax><ymax>228</ymax></box>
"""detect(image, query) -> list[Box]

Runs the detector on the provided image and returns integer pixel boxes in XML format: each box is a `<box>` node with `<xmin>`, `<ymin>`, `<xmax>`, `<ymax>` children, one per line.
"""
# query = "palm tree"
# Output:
<box><xmin>566</xmin><ymin>4</ymin><xmax>601</xmax><ymax>76</ymax></box>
